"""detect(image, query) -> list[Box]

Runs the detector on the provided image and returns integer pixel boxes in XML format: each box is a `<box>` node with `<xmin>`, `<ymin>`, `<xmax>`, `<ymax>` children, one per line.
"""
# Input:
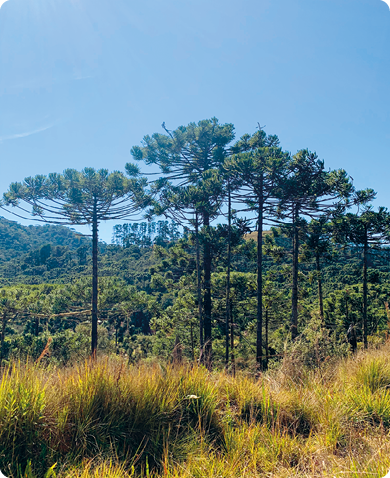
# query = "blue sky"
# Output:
<box><xmin>0</xmin><ymin>0</ymin><xmax>389</xmax><ymax>242</ymax></box>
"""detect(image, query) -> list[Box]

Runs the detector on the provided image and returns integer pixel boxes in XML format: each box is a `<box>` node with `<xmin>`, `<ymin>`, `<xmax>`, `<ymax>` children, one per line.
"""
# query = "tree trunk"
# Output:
<box><xmin>0</xmin><ymin>312</ymin><xmax>6</xmax><ymax>363</ymax></box>
<box><xmin>35</xmin><ymin>316</ymin><xmax>40</xmax><ymax>337</ymax></box>
<box><xmin>363</xmin><ymin>232</ymin><xmax>368</xmax><ymax>349</ymax></box>
<box><xmin>225</xmin><ymin>180</ymin><xmax>232</xmax><ymax>369</ymax></box>
<box><xmin>316</xmin><ymin>252</ymin><xmax>324</xmax><ymax>322</ymax></box>
<box><xmin>256</xmin><ymin>184</ymin><xmax>264</xmax><ymax>370</ymax></box>
<box><xmin>91</xmin><ymin>200</ymin><xmax>99</xmax><ymax>358</ymax></box>
<box><xmin>173</xmin><ymin>335</ymin><xmax>182</xmax><ymax>364</ymax></box>
<box><xmin>203</xmin><ymin>211</ymin><xmax>212</xmax><ymax>367</ymax></box>
<box><xmin>195</xmin><ymin>213</ymin><xmax>203</xmax><ymax>360</ymax></box>
<box><xmin>291</xmin><ymin>204</ymin><xmax>299</xmax><ymax>340</ymax></box>
<box><xmin>190</xmin><ymin>322</ymin><xmax>195</xmax><ymax>362</ymax></box>
<box><xmin>230</xmin><ymin>305</ymin><xmax>235</xmax><ymax>377</ymax></box>
<box><xmin>265</xmin><ymin>308</ymin><xmax>269</xmax><ymax>369</ymax></box>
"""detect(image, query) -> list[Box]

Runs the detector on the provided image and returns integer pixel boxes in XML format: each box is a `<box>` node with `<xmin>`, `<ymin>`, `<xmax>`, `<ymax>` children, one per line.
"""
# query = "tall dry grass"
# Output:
<box><xmin>1</xmin><ymin>347</ymin><xmax>390</xmax><ymax>477</ymax></box>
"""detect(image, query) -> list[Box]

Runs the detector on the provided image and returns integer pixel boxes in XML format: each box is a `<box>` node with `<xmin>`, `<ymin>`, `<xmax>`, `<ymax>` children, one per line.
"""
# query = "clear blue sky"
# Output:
<box><xmin>0</xmin><ymin>0</ymin><xmax>389</xmax><ymax>242</ymax></box>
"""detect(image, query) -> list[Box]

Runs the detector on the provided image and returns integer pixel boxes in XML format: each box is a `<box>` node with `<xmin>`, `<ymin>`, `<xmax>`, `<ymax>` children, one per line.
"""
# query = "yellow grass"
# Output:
<box><xmin>1</xmin><ymin>347</ymin><xmax>390</xmax><ymax>477</ymax></box>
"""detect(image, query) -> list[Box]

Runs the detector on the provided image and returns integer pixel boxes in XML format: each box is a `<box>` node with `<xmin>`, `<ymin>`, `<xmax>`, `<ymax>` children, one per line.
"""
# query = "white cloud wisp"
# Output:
<box><xmin>0</xmin><ymin>122</ymin><xmax>58</xmax><ymax>143</ymax></box>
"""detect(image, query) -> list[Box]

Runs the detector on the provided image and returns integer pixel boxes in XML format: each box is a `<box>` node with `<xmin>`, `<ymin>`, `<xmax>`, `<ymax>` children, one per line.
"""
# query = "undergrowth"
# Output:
<box><xmin>2</xmin><ymin>346</ymin><xmax>390</xmax><ymax>477</ymax></box>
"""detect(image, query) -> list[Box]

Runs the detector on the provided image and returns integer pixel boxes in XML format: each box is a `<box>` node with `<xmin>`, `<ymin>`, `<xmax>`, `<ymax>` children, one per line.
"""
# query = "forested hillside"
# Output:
<box><xmin>1</xmin><ymin>214</ymin><xmax>390</xmax><ymax>369</ymax></box>
<box><xmin>0</xmin><ymin>223</ymin><xmax>153</xmax><ymax>287</ymax></box>
<box><xmin>0</xmin><ymin>216</ymin><xmax>89</xmax><ymax>260</ymax></box>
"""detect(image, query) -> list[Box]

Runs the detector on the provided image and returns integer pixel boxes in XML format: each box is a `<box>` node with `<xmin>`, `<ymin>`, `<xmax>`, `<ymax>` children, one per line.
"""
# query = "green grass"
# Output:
<box><xmin>2</xmin><ymin>347</ymin><xmax>390</xmax><ymax>477</ymax></box>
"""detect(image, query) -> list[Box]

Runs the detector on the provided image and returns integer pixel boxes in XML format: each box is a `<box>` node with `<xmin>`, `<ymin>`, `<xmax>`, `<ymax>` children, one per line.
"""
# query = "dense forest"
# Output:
<box><xmin>0</xmin><ymin>120</ymin><xmax>390</xmax><ymax>371</ymax></box>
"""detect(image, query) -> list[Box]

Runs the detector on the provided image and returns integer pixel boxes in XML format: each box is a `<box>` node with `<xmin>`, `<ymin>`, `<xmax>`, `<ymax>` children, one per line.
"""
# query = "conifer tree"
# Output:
<box><xmin>131</xmin><ymin>118</ymin><xmax>235</xmax><ymax>365</ymax></box>
<box><xmin>224</xmin><ymin>129</ymin><xmax>289</xmax><ymax>368</ymax></box>
<box><xmin>3</xmin><ymin>167</ymin><xmax>148</xmax><ymax>356</ymax></box>
<box><xmin>278</xmin><ymin>150</ymin><xmax>353</xmax><ymax>339</ymax></box>
<box><xmin>332</xmin><ymin>192</ymin><xmax>390</xmax><ymax>348</ymax></box>
<box><xmin>147</xmin><ymin>172</ymin><xmax>224</xmax><ymax>363</ymax></box>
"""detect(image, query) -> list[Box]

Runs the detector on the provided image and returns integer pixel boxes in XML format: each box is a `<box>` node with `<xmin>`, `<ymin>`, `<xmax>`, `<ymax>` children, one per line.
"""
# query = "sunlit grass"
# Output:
<box><xmin>2</xmin><ymin>346</ymin><xmax>390</xmax><ymax>477</ymax></box>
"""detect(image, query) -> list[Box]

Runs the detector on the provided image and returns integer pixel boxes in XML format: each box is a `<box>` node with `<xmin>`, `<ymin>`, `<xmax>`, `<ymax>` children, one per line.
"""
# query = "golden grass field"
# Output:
<box><xmin>2</xmin><ymin>345</ymin><xmax>390</xmax><ymax>477</ymax></box>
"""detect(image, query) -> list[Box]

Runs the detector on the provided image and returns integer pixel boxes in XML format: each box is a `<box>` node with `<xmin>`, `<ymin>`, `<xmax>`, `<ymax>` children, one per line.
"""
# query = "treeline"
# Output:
<box><xmin>0</xmin><ymin>218</ymin><xmax>155</xmax><ymax>288</ymax></box>
<box><xmin>112</xmin><ymin>220</ymin><xmax>181</xmax><ymax>247</ymax></box>
<box><xmin>2</xmin><ymin>118</ymin><xmax>390</xmax><ymax>369</ymax></box>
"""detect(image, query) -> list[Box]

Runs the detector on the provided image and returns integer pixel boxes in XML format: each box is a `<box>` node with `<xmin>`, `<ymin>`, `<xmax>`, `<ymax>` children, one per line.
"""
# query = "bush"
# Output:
<box><xmin>280</xmin><ymin>316</ymin><xmax>350</xmax><ymax>379</ymax></box>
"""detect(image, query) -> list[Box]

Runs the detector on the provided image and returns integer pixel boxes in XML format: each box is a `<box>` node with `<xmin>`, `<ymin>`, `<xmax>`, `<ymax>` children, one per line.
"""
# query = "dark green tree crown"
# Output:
<box><xmin>3</xmin><ymin>167</ymin><xmax>149</xmax><ymax>225</ymax></box>
<box><xmin>131</xmin><ymin>118</ymin><xmax>235</xmax><ymax>181</ymax></box>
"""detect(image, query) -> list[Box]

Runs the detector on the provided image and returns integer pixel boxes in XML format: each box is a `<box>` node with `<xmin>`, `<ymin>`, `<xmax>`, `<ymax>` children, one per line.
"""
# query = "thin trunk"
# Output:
<box><xmin>316</xmin><ymin>253</ymin><xmax>324</xmax><ymax>322</ymax></box>
<box><xmin>91</xmin><ymin>199</ymin><xmax>98</xmax><ymax>358</ymax></box>
<box><xmin>190</xmin><ymin>323</ymin><xmax>195</xmax><ymax>362</ymax></box>
<box><xmin>173</xmin><ymin>335</ymin><xmax>182</xmax><ymax>364</ymax></box>
<box><xmin>225</xmin><ymin>180</ymin><xmax>232</xmax><ymax>369</ymax></box>
<box><xmin>265</xmin><ymin>308</ymin><xmax>269</xmax><ymax>369</ymax></box>
<box><xmin>0</xmin><ymin>312</ymin><xmax>6</xmax><ymax>363</ymax></box>
<box><xmin>256</xmin><ymin>183</ymin><xmax>264</xmax><ymax>370</ymax></box>
<box><xmin>363</xmin><ymin>232</ymin><xmax>368</xmax><ymax>349</ymax></box>
<box><xmin>230</xmin><ymin>303</ymin><xmax>235</xmax><ymax>377</ymax></box>
<box><xmin>195</xmin><ymin>213</ymin><xmax>204</xmax><ymax>360</ymax></box>
<box><xmin>35</xmin><ymin>316</ymin><xmax>40</xmax><ymax>337</ymax></box>
<box><xmin>203</xmin><ymin>211</ymin><xmax>212</xmax><ymax>367</ymax></box>
<box><xmin>291</xmin><ymin>204</ymin><xmax>299</xmax><ymax>340</ymax></box>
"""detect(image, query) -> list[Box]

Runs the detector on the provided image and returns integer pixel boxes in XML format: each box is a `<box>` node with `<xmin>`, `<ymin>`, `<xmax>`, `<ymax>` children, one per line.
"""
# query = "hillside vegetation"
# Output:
<box><xmin>2</xmin><ymin>346</ymin><xmax>390</xmax><ymax>477</ymax></box>
<box><xmin>0</xmin><ymin>217</ymin><xmax>154</xmax><ymax>288</ymax></box>
<box><xmin>0</xmin><ymin>217</ymin><xmax>89</xmax><ymax>260</ymax></box>
<box><xmin>1</xmin><ymin>216</ymin><xmax>390</xmax><ymax>369</ymax></box>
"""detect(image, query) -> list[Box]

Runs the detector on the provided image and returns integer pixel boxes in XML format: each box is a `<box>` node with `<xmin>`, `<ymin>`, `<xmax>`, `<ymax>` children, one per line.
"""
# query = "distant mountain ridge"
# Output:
<box><xmin>0</xmin><ymin>217</ymin><xmax>155</xmax><ymax>288</ymax></box>
<box><xmin>0</xmin><ymin>217</ymin><xmax>89</xmax><ymax>261</ymax></box>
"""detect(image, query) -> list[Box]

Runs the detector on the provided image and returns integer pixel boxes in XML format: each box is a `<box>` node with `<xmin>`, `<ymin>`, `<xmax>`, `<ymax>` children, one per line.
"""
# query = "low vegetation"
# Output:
<box><xmin>1</xmin><ymin>345</ymin><xmax>390</xmax><ymax>477</ymax></box>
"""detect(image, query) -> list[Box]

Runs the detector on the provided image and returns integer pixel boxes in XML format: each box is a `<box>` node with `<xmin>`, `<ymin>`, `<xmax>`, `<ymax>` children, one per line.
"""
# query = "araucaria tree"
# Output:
<box><xmin>278</xmin><ymin>150</ymin><xmax>353</xmax><ymax>339</ymax></box>
<box><xmin>224</xmin><ymin>129</ymin><xmax>289</xmax><ymax>369</ymax></box>
<box><xmin>3</xmin><ymin>167</ymin><xmax>148</xmax><ymax>357</ymax></box>
<box><xmin>148</xmin><ymin>175</ymin><xmax>224</xmax><ymax>363</ymax></box>
<box><xmin>332</xmin><ymin>193</ymin><xmax>390</xmax><ymax>348</ymax></box>
<box><xmin>131</xmin><ymin>118</ymin><xmax>235</xmax><ymax>364</ymax></box>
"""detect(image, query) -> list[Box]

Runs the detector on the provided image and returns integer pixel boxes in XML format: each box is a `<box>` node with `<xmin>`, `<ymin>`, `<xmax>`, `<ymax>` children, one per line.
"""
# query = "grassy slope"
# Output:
<box><xmin>2</xmin><ymin>346</ymin><xmax>390</xmax><ymax>477</ymax></box>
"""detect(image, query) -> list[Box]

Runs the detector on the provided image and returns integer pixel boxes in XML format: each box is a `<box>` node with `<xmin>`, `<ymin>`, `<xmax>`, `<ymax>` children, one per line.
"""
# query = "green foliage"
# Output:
<box><xmin>0</xmin><ymin>216</ymin><xmax>89</xmax><ymax>262</ymax></box>
<box><xmin>281</xmin><ymin>316</ymin><xmax>350</xmax><ymax>374</ymax></box>
<box><xmin>113</xmin><ymin>221</ymin><xmax>181</xmax><ymax>248</ymax></box>
<box><xmin>2</xmin><ymin>119</ymin><xmax>390</xmax><ymax>367</ymax></box>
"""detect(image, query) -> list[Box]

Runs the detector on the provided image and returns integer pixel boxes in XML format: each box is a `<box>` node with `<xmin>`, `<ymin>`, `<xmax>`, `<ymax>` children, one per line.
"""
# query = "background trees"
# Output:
<box><xmin>113</xmin><ymin>220</ymin><xmax>181</xmax><ymax>248</ymax></box>
<box><xmin>300</xmin><ymin>217</ymin><xmax>333</xmax><ymax>320</ymax></box>
<box><xmin>332</xmin><ymin>197</ymin><xmax>390</xmax><ymax>348</ymax></box>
